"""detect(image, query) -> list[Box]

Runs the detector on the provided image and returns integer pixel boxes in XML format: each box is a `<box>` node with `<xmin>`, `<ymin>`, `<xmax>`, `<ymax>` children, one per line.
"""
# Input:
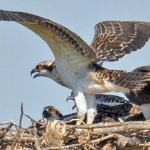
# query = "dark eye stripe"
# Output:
<box><xmin>44</xmin><ymin>65</ymin><xmax>53</xmax><ymax>71</ymax></box>
<box><xmin>36</xmin><ymin>64</ymin><xmax>53</xmax><ymax>71</ymax></box>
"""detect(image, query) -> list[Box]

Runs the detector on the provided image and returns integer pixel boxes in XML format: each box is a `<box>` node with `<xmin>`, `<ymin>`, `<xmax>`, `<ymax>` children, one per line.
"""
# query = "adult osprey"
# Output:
<box><xmin>31</xmin><ymin>62</ymin><xmax>150</xmax><ymax>120</ymax></box>
<box><xmin>0</xmin><ymin>9</ymin><xmax>150</xmax><ymax>124</ymax></box>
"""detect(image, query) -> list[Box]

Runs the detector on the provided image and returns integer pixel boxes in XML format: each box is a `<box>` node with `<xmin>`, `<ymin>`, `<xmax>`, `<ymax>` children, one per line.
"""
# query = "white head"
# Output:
<box><xmin>31</xmin><ymin>60</ymin><xmax>56</xmax><ymax>78</ymax></box>
<box><xmin>31</xmin><ymin>60</ymin><xmax>68</xmax><ymax>87</ymax></box>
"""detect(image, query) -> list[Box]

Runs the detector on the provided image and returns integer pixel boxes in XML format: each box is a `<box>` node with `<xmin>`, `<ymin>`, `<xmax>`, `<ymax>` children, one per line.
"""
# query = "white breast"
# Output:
<box><xmin>56</xmin><ymin>57</ymin><xmax>92</xmax><ymax>90</ymax></box>
<box><xmin>104</xmin><ymin>81</ymin><xmax>130</xmax><ymax>94</ymax></box>
<box><xmin>84</xmin><ymin>80</ymin><xmax>130</xmax><ymax>95</ymax></box>
<box><xmin>85</xmin><ymin>83</ymin><xmax>108</xmax><ymax>94</ymax></box>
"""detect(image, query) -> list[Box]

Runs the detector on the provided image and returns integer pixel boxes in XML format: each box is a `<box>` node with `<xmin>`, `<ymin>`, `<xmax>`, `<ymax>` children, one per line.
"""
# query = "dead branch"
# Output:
<box><xmin>19</xmin><ymin>102</ymin><xmax>47</xmax><ymax>129</ymax></box>
<box><xmin>19</xmin><ymin>102</ymin><xmax>24</xmax><ymax>128</ymax></box>
<box><xmin>67</xmin><ymin>120</ymin><xmax>150</xmax><ymax>129</ymax></box>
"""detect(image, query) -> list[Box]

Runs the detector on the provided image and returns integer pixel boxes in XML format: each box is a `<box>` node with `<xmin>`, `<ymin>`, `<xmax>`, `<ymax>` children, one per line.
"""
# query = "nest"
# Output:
<box><xmin>1</xmin><ymin>103</ymin><xmax>150</xmax><ymax>150</ymax></box>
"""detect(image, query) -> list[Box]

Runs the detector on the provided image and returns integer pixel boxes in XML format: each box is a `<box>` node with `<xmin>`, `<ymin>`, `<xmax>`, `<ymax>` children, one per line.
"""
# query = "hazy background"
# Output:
<box><xmin>0</xmin><ymin>0</ymin><xmax>150</xmax><ymax>126</ymax></box>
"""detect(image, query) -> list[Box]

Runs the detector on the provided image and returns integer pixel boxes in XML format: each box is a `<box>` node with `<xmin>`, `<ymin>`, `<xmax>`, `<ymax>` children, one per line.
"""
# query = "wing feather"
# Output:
<box><xmin>1</xmin><ymin>10</ymin><xmax>150</xmax><ymax>65</ymax></box>
<box><xmin>115</xmin><ymin>65</ymin><xmax>150</xmax><ymax>104</ymax></box>
<box><xmin>0</xmin><ymin>9</ymin><xmax>96</xmax><ymax>72</ymax></box>
<box><xmin>90</xmin><ymin>21</ymin><xmax>150</xmax><ymax>61</ymax></box>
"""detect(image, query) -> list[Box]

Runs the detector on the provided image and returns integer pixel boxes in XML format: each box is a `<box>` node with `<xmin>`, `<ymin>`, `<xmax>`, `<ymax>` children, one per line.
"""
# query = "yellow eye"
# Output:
<box><xmin>38</xmin><ymin>65</ymin><xmax>43</xmax><ymax>70</ymax></box>
<box><xmin>52</xmin><ymin>108</ymin><xmax>56</xmax><ymax>113</ymax></box>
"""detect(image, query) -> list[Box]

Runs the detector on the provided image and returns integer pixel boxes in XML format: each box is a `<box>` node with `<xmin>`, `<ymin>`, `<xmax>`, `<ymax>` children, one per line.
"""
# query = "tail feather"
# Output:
<box><xmin>123</xmin><ymin>65</ymin><xmax>150</xmax><ymax>105</ymax></box>
<box><xmin>115</xmin><ymin>68</ymin><xmax>150</xmax><ymax>90</ymax></box>
<box><xmin>132</xmin><ymin>65</ymin><xmax>150</xmax><ymax>72</ymax></box>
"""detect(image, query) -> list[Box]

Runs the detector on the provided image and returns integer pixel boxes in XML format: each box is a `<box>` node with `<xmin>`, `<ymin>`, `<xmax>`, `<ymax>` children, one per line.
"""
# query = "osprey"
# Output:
<box><xmin>42</xmin><ymin>106</ymin><xmax>77</xmax><ymax>123</ymax></box>
<box><xmin>43</xmin><ymin>94</ymin><xmax>134</xmax><ymax>124</ymax></box>
<box><xmin>0</xmin><ymin>10</ymin><xmax>150</xmax><ymax>124</ymax></box>
<box><xmin>31</xmin><ymin>60</ymin><xmax>150</xmax><ymax>120</ymax></box>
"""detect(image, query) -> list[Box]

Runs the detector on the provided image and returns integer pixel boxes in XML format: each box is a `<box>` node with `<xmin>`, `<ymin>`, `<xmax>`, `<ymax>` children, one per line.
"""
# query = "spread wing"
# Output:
<box><xmin>0</xmin><ymin>9</ymin><xmax>96</xmax><ymax>72</ymax></box>
<box><xmin>90</xmin><ymin>21</ymin><xmax>150</xmax><ymax>61</ymax></box>
<box><xmin>1</xmin><ymin>10</ymin><xmax>150</xmax><ymax>66</ymax></box>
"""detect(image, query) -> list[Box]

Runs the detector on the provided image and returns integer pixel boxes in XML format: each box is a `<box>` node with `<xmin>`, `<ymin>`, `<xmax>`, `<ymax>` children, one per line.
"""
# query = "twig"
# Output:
<box><xmin>115</xmin><ymin>134</ymin><xmax>140</xmax><ymax>147</ymax></box>
<box><xmin>67</xmin><ymin>120</ymin><xmax>150</xmax><ymax>131</ymax></box>
<box><xmin>0</xmin><ymin>137</ymin><xmax>16</xmax><ymax>144</ymax></box>
<box><xmin>12</xmin><ymin>129</ymin><xmax>26</xmax><ymax>150</ymax></box>
<box><xmin>44</xmin><ymin>143</ymin><xmax>83</xmax><ymax>149</ymax></box>
<box><xmin>0</xmin><ymin>137</ymin><xmax>36</xmax><ymax>143</ymax></box>
<box><xmin>32</xmin><ymin>121</ymin><xmax>41</xmax><ymax>150</ymax></box>
<box><xmin>65</xmin><ymin>118</ymin><xmax>86</xmax><ymax>125</ymax></box>
<box><xmin>42</xmin><ymin>133</ymin><xmax>139</xmax><ymax>149</ymax></box>
<box><xmin>32</xmin><ymin>121</ymin><xmax>38</xmax><ymax>137</ymax></box>
<box><xmin>34</xmin><ymin>137</ymin><xmax>41</xmax><ymax>150</ymax></box>
<box><xmin>19</xmin><ymin>102</ymin><xmax>24</xmax><ymax>128</ymax></box>
<box><xmin>0</xmin><ymin>120</ymin><xmax>15</xmax><ymax>139</ymax></box>
<box><xmin>91</xmin><ymin>123</ymin><xmax>150</xmax><ymax>135</ymax></box>
<box><xmin>0</xmin><ymin>122</ymin><xmax>12</xmax><ymax>126</ymax></box>
<box><xmin>118</xmin><ymin>118</ymin><xmax>124</xmax><ymax>124</ymax></box>
<box><xmin>19</xmin><ymin>102</ymin><xmax>46</xmax><ymax>128</ymax></box>
<box><xmin>139</xmin><ymin>143</ymin><xmax>150</xmax><ymax>147</ymax></box>
<box><xmin>20</xmin><ymin>102</ymin><xmax>36</xmax><ymax>126</ymax></box>
<box><xmin>90</xmin><ymin>134</ymin><xmax>114</xmax><ymax>144</ymax></box>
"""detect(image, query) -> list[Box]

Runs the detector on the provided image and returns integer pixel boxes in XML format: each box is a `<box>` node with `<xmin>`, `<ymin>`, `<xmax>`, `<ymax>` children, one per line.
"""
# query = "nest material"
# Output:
<box><xmin>0</xmin><ymin>104</ymin><xmax>150</xmax><ymax>149</ymax></box>
<box><xmin>1</xmin><ymin>119</ymin><xmax>150</xmax><ymax>150</ymax></box>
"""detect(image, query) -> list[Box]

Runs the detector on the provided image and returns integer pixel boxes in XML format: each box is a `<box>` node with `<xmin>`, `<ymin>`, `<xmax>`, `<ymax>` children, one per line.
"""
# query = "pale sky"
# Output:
<box><xmin>0</xmin><ymin>0</ymin><xmax>150</xmax><ymax>126</ymax></box>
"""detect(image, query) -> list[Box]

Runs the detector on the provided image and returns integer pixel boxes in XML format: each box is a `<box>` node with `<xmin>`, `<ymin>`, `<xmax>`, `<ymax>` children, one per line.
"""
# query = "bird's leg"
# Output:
<box><xmin>85</xmin><ymin>94</ymin><xmax>97</xmax><ymax>124</ymax></box>
<box><xmin>139</xmin><ymin>104</ymin><xmax>150</xmax><ymax>120</ymax></box>
<box><xmin>74</xmin><ymin>91</ymin><xmax>87</xmax><ymax>125</ymax></box>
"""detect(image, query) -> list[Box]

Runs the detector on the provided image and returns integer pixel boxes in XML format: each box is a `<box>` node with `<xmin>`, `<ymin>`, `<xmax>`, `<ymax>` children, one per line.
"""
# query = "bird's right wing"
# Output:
<box><xmin>0</xmin><ymin>9</ymin><xmax>96</xmax><ymax>72</ymax></box>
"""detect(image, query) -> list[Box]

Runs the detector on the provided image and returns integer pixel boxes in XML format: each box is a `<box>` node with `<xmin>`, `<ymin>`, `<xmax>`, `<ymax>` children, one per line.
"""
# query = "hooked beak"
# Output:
<box><xmin>30</xmin><ymin>68</ymin><xmax>40</xmax><ymax>79</ymax></box>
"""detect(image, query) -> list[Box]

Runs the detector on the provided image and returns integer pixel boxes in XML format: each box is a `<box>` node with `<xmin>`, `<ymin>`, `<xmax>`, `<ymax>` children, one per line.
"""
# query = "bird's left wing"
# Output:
<box><xmin>90</xmin><ymin>21</ymin><xmax>150</xmax><ymax>61</ymax></box>
<box><xmin>0</xmin><ymin>9</ymin><xmax>96</xmax><ymax>71</ymax></box>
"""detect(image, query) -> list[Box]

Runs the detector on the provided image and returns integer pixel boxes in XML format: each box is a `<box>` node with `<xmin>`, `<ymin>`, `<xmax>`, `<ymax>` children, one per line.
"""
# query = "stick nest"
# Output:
<box><xmin>1</xmin><ymin>103</ymin><xmax>150</xmax><ymax>150</ymax></box>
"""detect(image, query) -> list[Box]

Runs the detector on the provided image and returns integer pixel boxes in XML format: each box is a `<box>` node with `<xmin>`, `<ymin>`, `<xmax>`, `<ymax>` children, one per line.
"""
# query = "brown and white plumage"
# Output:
<box><xmin>32</xmin><ymin>60</ymin><xmax>150</xmax><ymax>100</ymax></box>
<box><xmin>0</xmin><ymin>10</ymin><xmax>150</xmax><ymax>62</ymax></box>
<box><xmin>42</xmin><ymin>96</ymin><xmax>144</xmax><ymax>124</ymax></box>
<box><xmin>42</xmin><ymin>106</ymin><xmax>77</xmax><ymax>123</ymax></box>
<box><xmin>90</xmin><ymin>21</ymin><xmax>150</xmax><ymax>61</ymax></box>
<box><xmin>124</xmin><ymin>65</ymin><xmax>150</xmax><ymax>105</ymax></box>
<box><xmin>0</xmin><ymin>9</ymin><xmax>150</xmax><ymax>124</ymax></box>
<box><xmin>32</xmin><ymin>61</ymin><xmax>150</xmax><ymax>119</ymax></box>
<box><xmin>42</xmin><ymin>98</ymin><xmax>132</xmax><ymax>124</ymax></box>
<box><xmin>42</xmin><ymin>106</ymin><xmax>63</xmax><ymax>121</ymax></box>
